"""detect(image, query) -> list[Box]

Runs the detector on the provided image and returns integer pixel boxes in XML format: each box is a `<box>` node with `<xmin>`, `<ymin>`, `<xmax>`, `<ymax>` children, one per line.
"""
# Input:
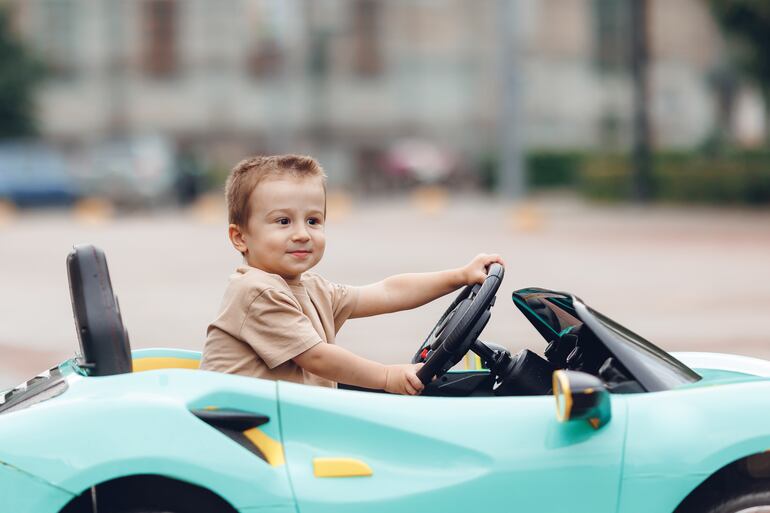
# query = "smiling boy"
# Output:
<box><xmin>200</xmin><ymin>155</ymin><xmax>502</xmax><ymax>395</ymax></box>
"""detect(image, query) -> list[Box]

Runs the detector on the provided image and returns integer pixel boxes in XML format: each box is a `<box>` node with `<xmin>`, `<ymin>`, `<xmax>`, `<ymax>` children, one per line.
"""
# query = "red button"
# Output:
<box><xmin>420</xmin><ymin>348</ymin><xmax>429</xmax><ymax>360</ymax></box>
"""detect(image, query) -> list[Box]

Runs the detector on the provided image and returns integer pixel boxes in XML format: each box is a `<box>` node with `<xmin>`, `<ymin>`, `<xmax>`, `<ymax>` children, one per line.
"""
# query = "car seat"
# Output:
<box><xmin>67</xmin><ymin>244</ymin><xmax>133</xmax><ymax>376</ymax></box>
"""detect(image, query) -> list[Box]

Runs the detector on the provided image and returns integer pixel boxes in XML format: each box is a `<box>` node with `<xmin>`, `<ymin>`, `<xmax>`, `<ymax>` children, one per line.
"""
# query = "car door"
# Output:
<box><xmin>278</xmin><ymin>381</ymin><xmax>627</xmax><ymax>513</ymax></box>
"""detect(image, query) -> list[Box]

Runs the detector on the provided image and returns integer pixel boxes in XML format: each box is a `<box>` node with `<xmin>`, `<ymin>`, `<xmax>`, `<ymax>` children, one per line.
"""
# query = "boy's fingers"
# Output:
<box><xmin>407</xmin><ymin>371</ymin><xmax>424</xmax><ymax>392</ymax></box>
<box><xmin>412</xmin><ymin>364</ymin><xmax>425</xmax><ymax>390</ymax></box>
<box><xmin>484</xmin><ymin>254</ymin><xmax>504</xmax><ymax>267</ymax></box>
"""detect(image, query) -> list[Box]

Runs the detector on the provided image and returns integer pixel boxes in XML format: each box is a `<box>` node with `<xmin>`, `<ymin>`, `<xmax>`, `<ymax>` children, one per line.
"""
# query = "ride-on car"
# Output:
<box><xmin>1</xmin><ymin>245</ymin><xmax>770</xmax><ymax>513</ymax></box>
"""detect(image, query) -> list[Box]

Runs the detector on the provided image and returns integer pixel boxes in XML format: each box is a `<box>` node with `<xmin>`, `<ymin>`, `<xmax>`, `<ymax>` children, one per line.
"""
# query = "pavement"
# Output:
<box><xmin>1</xmin><ymin>191</ymin><xmax>769</xmax><ymax>390</ymax></box>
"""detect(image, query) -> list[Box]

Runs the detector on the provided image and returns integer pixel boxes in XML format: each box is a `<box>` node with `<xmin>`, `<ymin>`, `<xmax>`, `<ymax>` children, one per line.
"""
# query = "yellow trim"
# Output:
<box><xmin>588</xmin><ymin>418</ymin><xmax>600</xmax><ymax>429</ymax></box>
<box><xmin>553</xmin><ymin>370</ymin><xmax>573</xmax><ymax>422</ymax></box>
<box><xmin>243</xmin><ymin>428</ymin><xmax>285</xmax><ymax>467</ymax></box>
<box><xmin>313</xmin><ymin>458</ymin><xmax>373</xmax><ymax>478</ymax></box>
<box><xmin>133</xmin><ymin>357</ymin><xmax>201</xmax><ymax>372</ymax></box>
<box><xmin>463</xmin><ymin>354</ymin><xmax>485</xmax><ymax>370</ymax></box>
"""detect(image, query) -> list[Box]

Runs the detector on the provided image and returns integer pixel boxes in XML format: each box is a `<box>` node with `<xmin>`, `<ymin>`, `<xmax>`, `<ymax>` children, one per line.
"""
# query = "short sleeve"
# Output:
<box><xmin>240</xmin><ymin>287</ymin><xmax>322</xmax><ymax>369</ymax></box>
<box><xmin>330</xmin><ymin>282</ymin><xmax>360</xmax><ymax>332</ymax></box>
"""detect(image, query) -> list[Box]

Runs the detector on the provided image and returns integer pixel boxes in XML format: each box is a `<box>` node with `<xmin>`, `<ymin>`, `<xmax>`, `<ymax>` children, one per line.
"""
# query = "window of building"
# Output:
<box><xmin>37</xmin><ymin>0</ymin><xmax>77</xmax><ymax>77</ymax></box>
<box><xmin>141</xmin><ymin>0</ymin><xmax>178</xmax><ymax>77</ymax></box>
<box><xmin>248</xmin><ymin>38</ymin><xmax>284</xmax><ymax>77</ymax></box>
<box><xmin>593</xmin><ymin>0</ymin><xmax>632</xmax><ymax>72</ymax></box>
<box><xmin>351</xmin><ymin>0</ymin><xmax>383</xmax><ymax>77</ymax></box>
<box><xmin>246</xmin><ymin>0</ymin><xmax>289</xmax><ymax>78</ymax></box>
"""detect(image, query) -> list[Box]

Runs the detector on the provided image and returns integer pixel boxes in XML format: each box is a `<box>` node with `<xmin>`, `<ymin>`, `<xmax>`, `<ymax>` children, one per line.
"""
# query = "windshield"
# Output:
<box><xmin>513</xmin><ymin>288</ymin><xmax>701</xmax><ymax>392</ymax></box>
<box><xmin>576</xmin><ymin>302</ymin><xmax>701</xmax><ymax>391</ymax></box>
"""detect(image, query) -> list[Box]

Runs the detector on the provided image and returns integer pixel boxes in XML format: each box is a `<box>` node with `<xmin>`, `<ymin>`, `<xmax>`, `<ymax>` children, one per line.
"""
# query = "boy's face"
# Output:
<box><xmin>230</xmin><ymin>175</ymin><xmax>326</xmax><ymax>284</ymax></box>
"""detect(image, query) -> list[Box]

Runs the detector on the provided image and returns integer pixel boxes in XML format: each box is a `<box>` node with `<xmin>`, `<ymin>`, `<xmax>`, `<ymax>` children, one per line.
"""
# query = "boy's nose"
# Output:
<box><xmin>292</xmin><ymin>227</ymin><xmax>310</xmax><ymax>241</ymax></box>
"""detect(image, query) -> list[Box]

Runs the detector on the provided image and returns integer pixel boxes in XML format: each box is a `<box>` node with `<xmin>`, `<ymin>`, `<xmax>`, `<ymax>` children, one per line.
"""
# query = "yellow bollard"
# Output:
<box><xmin>411</xmin><ymin>185</ymin><xmax>448</xmax><ymax>216</ymax></box>
<box><xmin>326</xmin><ymin>190</ymin><xmax>352</xmax><ymax>221</ymax></box>
<box><xmin>73</xmin><ymin>197</ymin><xmax>114</xmax><ymax>224</ymax></box>
<box><xmin>0</xmin><ymin>199</ymin><xmax>16</xmax><ymax>226</ymax></box>
<box><xmin>507</xmin><ymin>202</ymin><xmax>544</xmax><ymax>232</ymax></box>
<box><xmin>191</xmin><ymin>193</ymin><xmax>225</xmax><ymax>224</ymax></box>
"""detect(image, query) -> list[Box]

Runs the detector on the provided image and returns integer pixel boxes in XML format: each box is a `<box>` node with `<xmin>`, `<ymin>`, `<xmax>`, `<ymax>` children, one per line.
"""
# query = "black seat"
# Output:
<box><xmin>66</xmin><ymin>244</ymin><xmax>132</xmax><ymax>376</ymax></box>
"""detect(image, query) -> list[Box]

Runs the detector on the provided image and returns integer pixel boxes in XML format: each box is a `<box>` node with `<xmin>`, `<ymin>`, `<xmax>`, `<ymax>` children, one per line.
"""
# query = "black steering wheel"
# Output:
<box><xmin>412</xmin><ymin>263</ymin><xmax>504</xmax><ymax>384</ymax></box>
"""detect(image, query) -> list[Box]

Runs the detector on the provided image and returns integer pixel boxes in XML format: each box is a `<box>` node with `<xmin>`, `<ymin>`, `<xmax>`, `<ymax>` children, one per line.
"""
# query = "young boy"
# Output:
<box><xmin>200</xmin><ymin>155</ymin><xmax>503</xmax><ymax>395</ymax></box>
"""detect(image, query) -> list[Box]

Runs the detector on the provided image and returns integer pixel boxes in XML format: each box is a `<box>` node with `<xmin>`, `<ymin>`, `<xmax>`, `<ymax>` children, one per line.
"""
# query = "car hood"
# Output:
<box><xmin>672</xmin><ymin>351</ymin><xmax>770</xmax><ymax>386</ymax></box>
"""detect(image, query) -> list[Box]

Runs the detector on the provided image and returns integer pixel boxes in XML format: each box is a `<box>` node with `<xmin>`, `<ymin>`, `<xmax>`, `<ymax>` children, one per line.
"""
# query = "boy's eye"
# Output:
<box><xmin>308</xmin><ymin>217</ymin><xmax>321</xmax><ymax>225</ymax></box>
<box><xmin>277</xmin><ymin>218</ymin><xmax>290</xmax><ymax>225</ymax></box>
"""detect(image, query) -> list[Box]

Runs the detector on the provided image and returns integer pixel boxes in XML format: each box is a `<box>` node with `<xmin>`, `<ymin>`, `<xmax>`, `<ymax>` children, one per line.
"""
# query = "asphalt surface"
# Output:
<box><xmin>1</xmin><ymin>192</ymin><xmax>769</xmax><ymax>390</ymax></box>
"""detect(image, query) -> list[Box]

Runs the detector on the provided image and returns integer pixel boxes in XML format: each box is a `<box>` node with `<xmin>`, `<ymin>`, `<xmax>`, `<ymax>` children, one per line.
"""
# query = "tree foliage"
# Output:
<box><xmin>0</xmin><ymin>7</ymin><xmax>42</xmax><ymax>139</ymax></box>
<box><xmin>710</xmin><ymin>0</ymin><xmax>770</xmax><ymax>97</ymax></box>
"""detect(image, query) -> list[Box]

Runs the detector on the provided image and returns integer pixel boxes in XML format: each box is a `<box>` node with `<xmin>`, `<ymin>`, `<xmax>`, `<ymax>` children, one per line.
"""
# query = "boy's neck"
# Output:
<box><xmin>243</xmin><ymin>259</ymin><xmax>303</xmax><ymax>286</ymax></box>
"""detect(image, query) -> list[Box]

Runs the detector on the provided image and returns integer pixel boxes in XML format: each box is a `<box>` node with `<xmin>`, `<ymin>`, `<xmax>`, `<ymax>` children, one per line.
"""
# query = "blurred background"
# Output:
<box><xmin>1</xmin><ymin>0</ymin><xmax>769</xmax><ymax>390</ymax></box>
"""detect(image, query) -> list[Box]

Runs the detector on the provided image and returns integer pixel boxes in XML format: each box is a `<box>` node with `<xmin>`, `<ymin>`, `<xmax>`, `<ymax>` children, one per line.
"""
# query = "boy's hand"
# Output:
<box><xmin>460</xmin><ymin>253</ymin><xmax>505</xmax><ymax>286</ymax></box>
<box><xmin>384</xmin><ymin>363</ymin><xmax>425</xmax><ymax>395</ymax></box>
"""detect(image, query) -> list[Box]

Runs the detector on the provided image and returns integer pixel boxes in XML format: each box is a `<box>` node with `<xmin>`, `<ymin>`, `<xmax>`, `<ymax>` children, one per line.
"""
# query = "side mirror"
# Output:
<box><xmin>552</xmin><ymin>370</ymin><xmax>611</xmax><ymax>429</ymax></box>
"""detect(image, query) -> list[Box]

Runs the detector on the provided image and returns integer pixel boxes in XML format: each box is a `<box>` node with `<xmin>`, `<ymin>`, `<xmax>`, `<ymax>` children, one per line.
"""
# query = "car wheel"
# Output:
<box><xmin>703</xmin><ymin>490</ymin><xmax>770</xmax><ymax>513</ymax></box>
<box><xmin>117</xmin><ymin>508</ymin><xmax>182</xmax><ymax>513</ymax></box>
<box><xmin>113</xmin><ymin>509</ymin><xmax>178</xmax><ymax>513</ymax></box>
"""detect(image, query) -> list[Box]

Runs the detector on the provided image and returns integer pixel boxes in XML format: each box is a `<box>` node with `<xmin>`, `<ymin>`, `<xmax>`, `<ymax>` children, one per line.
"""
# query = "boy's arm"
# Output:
<box><xmin>293</xmin><ymin>343</ymin><xmax>424</xmax><ymax>395</ymax></box>
<box><xmin>350</xmin><ymin>253</ymin><xmax>504</xmax><ymax>318</ymax></box>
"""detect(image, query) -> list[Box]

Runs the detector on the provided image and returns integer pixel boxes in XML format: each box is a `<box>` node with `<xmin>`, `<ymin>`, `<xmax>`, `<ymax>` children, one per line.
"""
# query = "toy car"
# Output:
<box><xmin>1</xmin><ymin>244</ymin><xmax>770</xmax><ymax>513</ymax></box>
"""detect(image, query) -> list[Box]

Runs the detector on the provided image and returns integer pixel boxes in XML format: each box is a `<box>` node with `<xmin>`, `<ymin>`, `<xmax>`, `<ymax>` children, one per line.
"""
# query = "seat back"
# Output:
<box><xmin>67</xmin><ymin>244</ymin><xmax>133</xmax><ymax>376</ymax></box>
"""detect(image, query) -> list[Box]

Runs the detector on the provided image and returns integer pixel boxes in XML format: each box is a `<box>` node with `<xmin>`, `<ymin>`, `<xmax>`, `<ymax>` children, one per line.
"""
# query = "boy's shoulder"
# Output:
<box><xmin>301</xmin><ymin>272</ymin><xmax>355</xmax><ymax>301</ymax></box>
<box><xmin>227</xmin><ymin>265</ymin><xmax>292</xmax><ymax>299</ymax></box>
<box><xmin>299</xmin><ymin>271</ymin><xmax>328</xmax><ymax>288</ymax></box>
<box><xmin>301</xmin><ymin>271</ymin><xmax>342</xmax><ymax>293</ymax></box>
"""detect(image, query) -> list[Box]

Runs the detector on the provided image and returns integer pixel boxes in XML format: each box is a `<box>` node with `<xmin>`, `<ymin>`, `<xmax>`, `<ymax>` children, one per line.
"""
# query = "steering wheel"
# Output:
<box><xmin>412</xmin><ymin>263</ymin><xmax>504</xmax><ymax>385</ymax></box>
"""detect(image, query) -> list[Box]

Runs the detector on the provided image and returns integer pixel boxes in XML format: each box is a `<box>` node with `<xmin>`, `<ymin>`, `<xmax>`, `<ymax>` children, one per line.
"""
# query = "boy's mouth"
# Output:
<box><xmin>288</xmin><ymin>250</ymin><xmax>312</xmax><ymax>259</ymax></box>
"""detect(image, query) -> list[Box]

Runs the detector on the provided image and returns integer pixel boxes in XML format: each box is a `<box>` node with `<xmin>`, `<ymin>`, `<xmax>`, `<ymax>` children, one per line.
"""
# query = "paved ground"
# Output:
<box><xmin>1</xmin><ymin>192</ymin><xmax>770</xmax><ymax>390</ymax></box>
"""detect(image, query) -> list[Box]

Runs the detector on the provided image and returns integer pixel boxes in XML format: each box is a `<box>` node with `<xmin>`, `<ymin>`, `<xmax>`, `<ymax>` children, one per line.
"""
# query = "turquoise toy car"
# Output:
<box><xmin>2</xmin><ymin>245</ymin><xmax>770</xmax><ymax>513</ymax></box>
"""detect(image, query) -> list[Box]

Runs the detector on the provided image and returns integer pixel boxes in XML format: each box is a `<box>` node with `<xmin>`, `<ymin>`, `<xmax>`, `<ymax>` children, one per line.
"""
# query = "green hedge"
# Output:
<box><xmin>526</xmin><ymin>151</ymin><xmax>586</xmax><ymax>188</ymax></box>
<box><xmin>581</xmin><ymin>151</ymin><xmax>770</xmax><ymax>205</ymax></box>
<box><xmin>479</xmin><ymin>150</ymin><xmax>587</xmax><ymax>191</ymax></box>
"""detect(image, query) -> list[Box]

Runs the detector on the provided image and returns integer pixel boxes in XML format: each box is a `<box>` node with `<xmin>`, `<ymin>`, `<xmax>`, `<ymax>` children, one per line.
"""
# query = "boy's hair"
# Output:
<box><xmin>226</xmin><ymin>154</ymin><xmax>327</xmax><ymax>228</ymax></box>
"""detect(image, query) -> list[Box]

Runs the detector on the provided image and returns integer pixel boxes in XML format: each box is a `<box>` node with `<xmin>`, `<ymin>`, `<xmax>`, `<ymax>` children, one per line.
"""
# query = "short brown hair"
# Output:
<box><xmin>226</xmin><ymin>154</ymin><xmax>327</xmax><ymax>227</ymax></box>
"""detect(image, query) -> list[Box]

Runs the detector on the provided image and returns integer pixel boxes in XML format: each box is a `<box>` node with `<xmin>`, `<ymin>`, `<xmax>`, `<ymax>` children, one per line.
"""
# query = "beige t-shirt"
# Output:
<box><xmin>200</xmin><ymin>266</ymin><xmax>359</xmax><ymax>387</ymax></box>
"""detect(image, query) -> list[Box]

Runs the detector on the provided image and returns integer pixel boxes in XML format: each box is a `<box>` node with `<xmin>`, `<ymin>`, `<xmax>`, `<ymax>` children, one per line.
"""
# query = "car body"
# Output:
<box><xmin>1</xmin><ymin>246</ymin><xmax>769</xmax><ymax>513</ymax></box>
<box><xmin>0</xmin><ymin>142</ymin><xmax>80</xmax><ymax>207</ymax></box>
<box><xmin>74</xmin><ymin>135</ymin><xmax>177</xmax><ymax>208</ymax></box>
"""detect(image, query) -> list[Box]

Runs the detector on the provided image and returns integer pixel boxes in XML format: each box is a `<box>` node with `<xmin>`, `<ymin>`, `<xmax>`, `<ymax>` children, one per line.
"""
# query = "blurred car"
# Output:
<box><xmin>2</xmin><ymin>246</ymin><xmax>770</xmax><ymax>513</ymax></box>
<box><xmin>383</xmin><ymin>139</ymin><xmax>458</xmax><ymax>185</ymax></box>
<box><xmin>0</xmin><ymin>142</ymin><xmax>80</xmax><ymax>207</ymax></box>
<box><xmin>74</xmin><ymin>135</ymin><xmax>177</xmax><ymax>208</ymax></box>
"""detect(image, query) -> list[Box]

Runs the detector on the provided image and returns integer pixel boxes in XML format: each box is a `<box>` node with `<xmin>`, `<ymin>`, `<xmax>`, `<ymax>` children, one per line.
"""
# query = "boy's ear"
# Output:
<box><xmin>228</xmin><ymin>224</ymin><xmax>249</xmax><ymax>254</ymax></box>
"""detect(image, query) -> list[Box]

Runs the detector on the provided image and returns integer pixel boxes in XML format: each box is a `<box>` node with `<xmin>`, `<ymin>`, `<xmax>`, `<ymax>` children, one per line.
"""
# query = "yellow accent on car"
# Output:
<box><xmin>553</xmin><ymin>370</ymin><xmax>573</xmax><ymax>422</ymax></box>
<box><xmin>243</xmin><ymin>428</ymin><xmax>285</xmax><ymax>467</ymax></box>
<box><xmin>462</xmin><ymin>353</ymin><xmax>484</xmax><ymax>370</ymax></box>
<box><xmin>133</xmin><ymin>357</ymin><xmax>201</xmax><ymax>372</ymax></box>
<box><xmin>588</xmin><ymin>418</ymin><xmax>600</xmax><ymax>429</ymax></box>
<box><xmin>313</xmin><ymin>458</ymin><xmax>373</xmax><ymax>478</ymax></box>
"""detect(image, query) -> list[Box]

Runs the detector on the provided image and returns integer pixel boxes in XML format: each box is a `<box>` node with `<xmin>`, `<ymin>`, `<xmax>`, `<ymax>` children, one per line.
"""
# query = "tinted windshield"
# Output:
<box><xmin>513</xmin><ymin>288</ymin><xmax>701</xmax><ymax>392</ymax></box>
<box><xmin>578</xmin><ymin>302</ymin><xmax>701</xmax><ymax>391</ymax></box>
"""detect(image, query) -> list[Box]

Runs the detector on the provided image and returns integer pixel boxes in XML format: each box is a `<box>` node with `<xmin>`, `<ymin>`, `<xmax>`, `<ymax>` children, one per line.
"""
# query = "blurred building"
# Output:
<box><xmin>6</xmin><ymin>0</ymin><xmax>764</xmax><ymax>185</ymax></box>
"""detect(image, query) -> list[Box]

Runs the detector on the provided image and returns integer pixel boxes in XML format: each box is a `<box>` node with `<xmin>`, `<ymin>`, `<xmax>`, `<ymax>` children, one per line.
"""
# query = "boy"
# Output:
<box><xmin>200</xmin><ymin>155</ymin><xmax>503</xmax><ymax>395</ymax></box>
